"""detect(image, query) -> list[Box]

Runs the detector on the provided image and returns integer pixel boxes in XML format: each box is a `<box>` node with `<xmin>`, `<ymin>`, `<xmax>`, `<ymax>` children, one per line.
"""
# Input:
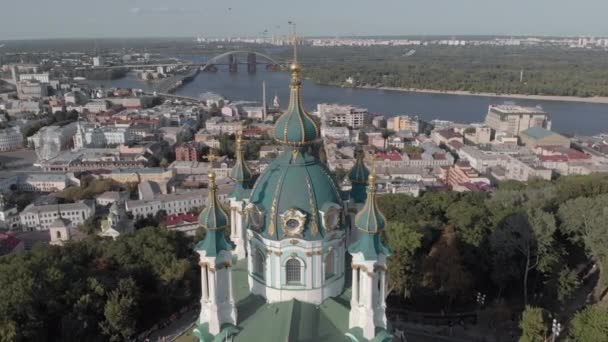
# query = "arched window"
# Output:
<box><xmin>286</xmin><ymin>259</ymin><xmax>301</xmax><ymax>285</ymax></box>
<box><xmin>325</xmin><ymin>251</ymin><xmax>335</xmax><ymax>280</ymax></box>
<box><xmin>254</xmin><ymin>249</ymin><xmax>265</xmax><ymax>279</ymax></box>
<box><xmin>56</xmin><ymin>231</ymin><xmax>61</xmax><ymax>239</ymax></box>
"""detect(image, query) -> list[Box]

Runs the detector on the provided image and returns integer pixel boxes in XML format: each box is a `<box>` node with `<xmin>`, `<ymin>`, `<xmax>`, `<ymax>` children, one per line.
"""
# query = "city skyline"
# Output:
<box><xmin>1</xmin><ymin>0</ymin><xmax>608</xmax><ymax>40</ymax></box>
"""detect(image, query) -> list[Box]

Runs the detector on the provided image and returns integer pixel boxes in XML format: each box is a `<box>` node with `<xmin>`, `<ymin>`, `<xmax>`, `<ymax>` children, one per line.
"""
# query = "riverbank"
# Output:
<box><xmin>357</xmin><ymin>85</ymin><xmax>608</xmax><ymax>104</ymax></box>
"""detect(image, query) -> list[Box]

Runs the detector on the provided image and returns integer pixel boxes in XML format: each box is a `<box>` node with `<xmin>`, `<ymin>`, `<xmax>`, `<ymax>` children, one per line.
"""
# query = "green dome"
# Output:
<box><xmin>272</xmin><ymin>65</ymin><xmax>319</xmax><ymax>146</ymax></box>
<box><xmin>198</xmin><ymin>174</ymin><xmax>229</xmax><ymax>230</ymax></box>
<box><xmin>196</xmin><ymin>173</ymin><xmax>233</xmax><ymax>256</ymax></box>
<box><xmin>348</xmin><ymin>150</ymin><xmax>369</xmax><ymax>184</ymax></box>
<box><xmin>349</xmin><ymin>175</ymin><xmax>390</xmax><ymax>260</ymax></box>
<box><xmin>353</xmin><ymin>177</ymin><xmax>386</xmax><ymax>233</ymax></box>
<box><xmin>248</xmin><ymin>147</ymin><xmax>343</xmax><ymax>241</ymax></box>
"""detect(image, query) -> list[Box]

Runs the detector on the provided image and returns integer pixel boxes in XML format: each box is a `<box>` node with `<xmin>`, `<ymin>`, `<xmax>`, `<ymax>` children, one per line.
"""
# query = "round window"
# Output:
<box><xmin>286</xmin><ymin>218</ymin><xmax>300</xmax><ymax>230</ymax></box>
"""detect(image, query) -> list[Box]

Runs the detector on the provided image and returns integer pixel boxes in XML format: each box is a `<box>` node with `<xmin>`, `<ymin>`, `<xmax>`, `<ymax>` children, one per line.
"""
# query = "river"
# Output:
<box><xmin>91</xmin><ymin>67</ymin><xmax>608</xmax><ymax>135</ymax></box>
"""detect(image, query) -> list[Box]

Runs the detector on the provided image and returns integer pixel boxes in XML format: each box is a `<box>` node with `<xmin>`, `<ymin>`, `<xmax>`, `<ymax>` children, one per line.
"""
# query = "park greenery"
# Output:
<box><xmin>0</xmin><ymin>227</ymin><xmax>197</xmax><ymax>342</ymax></box>
<box><xmin>298</xmin><ymin>46</ymin><xmax>608</xmax><ymax>97</ymax></box>
<box><xmin>378</xmin><ymin>173</ymin><xmax>608</xmax><ymax>337</ymax></box>
<box><xmin>2</xmin><ymin>171</ymin><xmax>608</xmax><ymax>340</ymax></box>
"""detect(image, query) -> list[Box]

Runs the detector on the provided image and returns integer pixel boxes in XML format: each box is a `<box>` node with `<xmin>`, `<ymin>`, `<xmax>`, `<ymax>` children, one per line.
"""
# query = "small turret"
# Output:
<box><xmin>348</xmin><ymin>172</ymin><xmax>391</xmax><ymax>340</ymax></box>
<box><xmin>194</xmin><ymin>171</ymin><xmax>238</xmax><ymax>339</ymax></box>
<box><xmin>348</xmin><ymin>148</ymin><xmax>370</xmax><ymax>204</ymax></box>
<box><xmin>229</xmin><ymin>131</ymin><xmax>253</xmax><ymax>201</ymax></box>
<box><xmin>195</xmin><ymin>171</ymin><xmax>232</xmax><ymax>256</ymax></box>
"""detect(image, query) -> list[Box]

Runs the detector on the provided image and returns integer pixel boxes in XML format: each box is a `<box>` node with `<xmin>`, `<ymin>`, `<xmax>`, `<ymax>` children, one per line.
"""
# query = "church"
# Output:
<box><xmin>193</xmin><ymin>49</ymin><xmax>392</xmax><ymax>342</ymax></box>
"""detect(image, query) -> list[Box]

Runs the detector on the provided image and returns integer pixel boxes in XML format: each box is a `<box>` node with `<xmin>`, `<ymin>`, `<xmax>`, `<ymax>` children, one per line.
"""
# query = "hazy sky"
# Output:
<box><xmin>2</xmin><ymin>0</ymin><xmax>608</xmax><ymax>39</ymax></box>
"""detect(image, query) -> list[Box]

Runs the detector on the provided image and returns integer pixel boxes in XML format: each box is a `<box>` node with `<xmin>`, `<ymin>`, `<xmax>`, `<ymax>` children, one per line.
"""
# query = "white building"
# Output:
<box><xmin>84</xmin><ymin>100</ymin><xmax>110</xmax><ymax>113</ymax></box>
<box><xmin>93</xmin><ymin>56</ymin><xmax>104</xmax><ymax>67</ymax></box>
<box><xmin>317</xmin><ymin>103</ymin><xmax>367</xmax><ymax>128</ymax></box>
<box><xmin>127</xmin><ymin>189</ymin><xmax>229</xmax><ymax>219</ymax></box>
<box><xmin>0</xmin><ymin>127</ymin><xmax>23</xmax><ymax>151</ymax></box>
<box><xmin>19</xmin><ymin>73</ymin><xmax>50</xmax><ymax>83</ymax></box>
<box><xmin>484</xmin><ymin>104</ymin><xmax>551</xmax><ymax>136</ymax></box>
<box><xmin>19</xmin><ymin>201</ymin><xmax>95</xmax><ymax>231</ymax></box>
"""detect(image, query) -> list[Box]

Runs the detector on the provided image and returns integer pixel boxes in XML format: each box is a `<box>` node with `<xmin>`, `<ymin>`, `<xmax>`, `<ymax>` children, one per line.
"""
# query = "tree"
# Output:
<box><xmin>0</xmin><ymin>320</ymin><xmax>17</xmax><ymax>342</ymax></box>
<box><xmin>491</xmin><ymin>209</ymin><xmax>557</xmax><ymax>304</ymax></box>
<box><xmin>381</xmin><ymin>129</ymin><xmax>393</xmax><ymax>150</ymax></box>
<box><xmin>519</xmin><ymin>306</ymin><xmax>547</xmax><ymax>342</ymax></box>
<box><xmin>102</xmin><ymin>278</ymin><xmax>140</xmax><ymax>341</ymax></box>
<box><xmin>421</xmin><ymin>225</ymin><xmax>473</xmax><ymax>309</ymax></box>
<box><xmin>558</xmin><ymin>194</ymin><xmax>608</xmax><ymax>287</ymax></box>
<box><xmin>569</xmin><ymin>305</ymin><xmax>608</xmax><ymax>342</ymax></box>
<box><xmin>383</xmin><ymin>222</ymin><xmax>422</xmax><ymax>298</ymax></box>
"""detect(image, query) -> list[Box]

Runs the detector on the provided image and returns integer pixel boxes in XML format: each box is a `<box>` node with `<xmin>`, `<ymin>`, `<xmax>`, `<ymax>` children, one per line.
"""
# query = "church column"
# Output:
<box><xmin>208</xmin><ymin>269</ymin><xmax>216</xmax><ymax>305</ymax></box>
<box><xmin>351</xmin><ymin>267</ymin><xmax>359</xmax><ymax>305</ymax></box>
<box><xmin>228</xmin><ymin>265</ymin><xmax>235</xmax><ymax>302</ymax></box>
<box><xmin>379</xmin><ymin>270</ymin><xmax>386</xmax><ymax>307</ymax></box>
<box><xmin>367</xmin><ymin>271</ymin><xmax>375</xmax><ymax>309</ymax></box>
<box><xmin>201</xmin><ymin>264</ymin><xmax>209</xmax><ymax>301</ymax></box>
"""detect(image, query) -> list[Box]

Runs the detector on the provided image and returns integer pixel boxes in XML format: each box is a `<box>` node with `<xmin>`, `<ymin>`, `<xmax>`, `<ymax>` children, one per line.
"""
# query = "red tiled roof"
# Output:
<box><xmin>438</xmin><ymin>129</ymin><xmax>463</xmax><ymax>139</ymax></box>
<box><xmin>448</xmin><ymin>141</ymin><xmax>464</xmax><ymax>150</ymax></box>
<box><xmin>163</xmin><ymin>213</ymin><xmax>198</xmax><ymax>227</ymax></box>
<box><xmin>0</xmin><ymin>233</ymin><xmax>21</xmax><ymax>253</ymax></box>
<box><xmin>375</xmin><ymin>151</ymin><xmax>402</xmax><ymax>161</ymax></box>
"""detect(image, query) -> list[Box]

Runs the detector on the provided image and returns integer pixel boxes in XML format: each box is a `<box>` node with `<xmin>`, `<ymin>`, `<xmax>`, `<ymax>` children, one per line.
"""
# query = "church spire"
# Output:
<box><xmin>272</xmin><ymin>25</ymin><xmax>319</xmax><ymax>146</ymax></box>
<box><xmin>195</xmin><ymin>171</ymin><xmax>233</xmax><ymax>256</ymax></box>
<box><xmin>229</xmin><ymin>130</ymin><xmax>253</xmax><ymax>200</ymax></box>
<box><xmin>348</xmin><ymin>147</ymin><xmax>370</xmax><ymax>204</ymax></box>
<box><xmin>348</xmin><ymin>171</ymin><xmax>390</xmax><ymax>260</ymax></box>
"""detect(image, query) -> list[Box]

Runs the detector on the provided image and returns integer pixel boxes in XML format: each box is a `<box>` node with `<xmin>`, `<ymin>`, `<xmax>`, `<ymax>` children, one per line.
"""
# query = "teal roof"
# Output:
<box><xmin>272</xmin><ymin>65</ymin><xmax>320</xmax><ymax>146</ymax></box>
<box><xmin>348</xmin><ymin>233</ymin><xmax>391</xmax><ymax>261</ymax></box>
<box><xmin>190</xmin><ymin>260</ymin><xmax>362</xmax><ymax>342</ymax></box>
<box><xmin>348</xmin><ymin>150</ymin><xmax>370</xmax><ymax>184</ymax></box>
<box><xmin>198</xmin><ymin>174</ymin><xmax>229</xmax><ymax>230</ymax></box>
<box><xmin>195</xmin><ymin>173</ymin><xmax>232</xmax><ymax>256</ymax></box>
<box><xmin>230</xmin><ymin>136</ymin><xmax>253</xmax><ymax>183</ymax></box>
<box><xmin>348</xmin><ymin>149</ymin><xmax>369</xmax><ymax>204</ymax></box>
<box><xmin>353</xmin><ymin>181</ymin><xmax>386</xmax><ymax>233</ymax></box>
<box><xmin>521</xmin><ymin>126</ymin><xmax>556</xmax><ymax>139</ymax></box>
<box><xmin>194</xmin><ymin>230</ymin><xmax>233</xmax><ymax>257</ymax></box>
<box><xmin>349</xmin><ymin>177</ymin><xmax>390</xmax><ymax>260</ymax></box>
<box><xmin>248</xmin><ymin>147</ymin><xmax>343</xmax><ymax>241</ymax></box>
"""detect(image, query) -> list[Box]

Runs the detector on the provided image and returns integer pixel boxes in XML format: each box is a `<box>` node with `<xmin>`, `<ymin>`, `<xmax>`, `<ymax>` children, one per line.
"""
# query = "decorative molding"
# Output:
<box><xmin>304</xmin><ymin>176</ymin><xmax>319</xmax><ymax>236</ymax></box>
<box><xmin>280</xmin><ymin>208</ymin><xmax>306</xmax><ymax>237</ymax></box>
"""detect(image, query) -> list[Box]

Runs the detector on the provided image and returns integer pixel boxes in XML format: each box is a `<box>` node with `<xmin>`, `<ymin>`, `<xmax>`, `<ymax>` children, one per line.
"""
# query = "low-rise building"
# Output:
<box><xmin>0</xmin><ymin>127</ymin><xmax>23</xmax><ymax>151</ymax></box>
<box><xmin>175</xmin><ymin>143</ymin><xmax>199</xmax><ymax>161</ymax></box>
<box><xmin>441</xmin><ymin>161</ymin><xmax>491</xmax><ymax>191</ymax></box>
<box><xmin>432</xmin><ymin>128</ymin><xmax>464</xmax><ymax>146</ymax></box>
<box><xmin>19</xmin><ymin>201</ymin><xmax>95</xmax><ymax>231</ymax></box>
<box><xmin>317</xmin><ymin>103</ymin><xmax>367</xmax><ymax>128</ymax></box>
<box><xmin>96</xmin><ymin>191</ymin><xmax>130</xmax><ymax>206</ymax></box>
<box><xmin>387</xmin><ymin>115</ymin><xmax>421</xmax><ymax>133</ymax></box>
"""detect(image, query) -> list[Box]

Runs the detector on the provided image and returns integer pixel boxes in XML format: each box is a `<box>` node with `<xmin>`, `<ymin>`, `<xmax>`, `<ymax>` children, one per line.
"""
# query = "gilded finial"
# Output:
<box><xmin>369</xmin><ymin>155</ymin><xmax>377</xmax><ymax>187</ymax></box>
<box><xmin>208</xmin><ymin>171</ymin><xmax>216</xmax><ymax>187</ymax></box>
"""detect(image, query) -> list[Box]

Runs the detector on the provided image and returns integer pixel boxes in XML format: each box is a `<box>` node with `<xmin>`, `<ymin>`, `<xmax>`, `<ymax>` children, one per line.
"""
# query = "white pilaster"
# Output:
<box><xmin>198</xmin><ymin>252</ymin><xmax>238</xmax><ymax>336</ymax></box>
<box><xmin>230</xmin><ymin>199</ymin><xmax>247</xmax><ymax>260</ymax></box>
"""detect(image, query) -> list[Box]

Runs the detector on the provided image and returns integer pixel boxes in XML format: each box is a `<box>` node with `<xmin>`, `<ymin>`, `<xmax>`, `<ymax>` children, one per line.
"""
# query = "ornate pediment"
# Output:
<box><xmin>280</xmin><ymin>208</ymin><xmax>307</xmax><ymax>237</ymax></box>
